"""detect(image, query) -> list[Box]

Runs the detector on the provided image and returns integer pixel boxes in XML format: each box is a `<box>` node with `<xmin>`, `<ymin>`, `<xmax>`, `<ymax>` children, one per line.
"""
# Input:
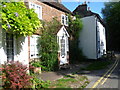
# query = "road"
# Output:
<box><xmin>92</xmin><ymin>54</ymin><xmax>120</xmax><ymax>89</ymax></box>
<box><xmin>85</xmin><ymin>54</ymin><xmax>120</xmax><ymax>89</ymax></box>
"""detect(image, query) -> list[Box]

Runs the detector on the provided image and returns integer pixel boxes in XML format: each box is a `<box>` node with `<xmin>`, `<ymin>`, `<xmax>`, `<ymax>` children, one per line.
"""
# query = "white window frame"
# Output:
<box><xmin>29</xmin><ymin>2</ymin><xmax>42</xmax><ymax>19</ymax></box>
<box><xmin>61</xmin><ymin>14</ymin><xmax>68</xmax><ymax>26</ymax></box>
<box><xmin>30</xmin><ymin>35</ymin><xmax>40</xmax><ymax>59</ymax></box>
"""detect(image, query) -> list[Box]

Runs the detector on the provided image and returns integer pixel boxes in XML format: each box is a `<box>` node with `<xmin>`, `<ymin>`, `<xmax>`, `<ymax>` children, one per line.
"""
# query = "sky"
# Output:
<box><xmin>62</xmin><ymin>2</ymin><xmax>105</xmax><ymax>18</ymax></box>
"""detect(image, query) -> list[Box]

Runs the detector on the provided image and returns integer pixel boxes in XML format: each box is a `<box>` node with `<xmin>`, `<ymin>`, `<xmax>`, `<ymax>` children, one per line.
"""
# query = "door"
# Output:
<box><xmin>59</xmin><ymin>36</ymin><xmax>68</xmax><ymax>65</ymax></box>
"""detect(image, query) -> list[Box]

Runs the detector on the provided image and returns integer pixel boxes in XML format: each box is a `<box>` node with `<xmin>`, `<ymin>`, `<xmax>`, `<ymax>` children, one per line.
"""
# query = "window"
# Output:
<box><xmin>6</xmin><ymin>33</ymin><xmax>14</xmax><ymax>61</ymax></box>
<box><xmin>60</xmin><ymin>38</ymin><xmax>65</xmax><ymax>58</ymax></box>
<box><xmin>30</xmin><ymin>35</ymin><xmax>40</xmax><ymax>59</ymax></box>
<box><xmin>61</xmin><ymin>14</ymin><xmax>68</xmax><ymax>26</ymax></box>
<box><xmin>29</xmin><ymin>2</ymin><xmax>42</xmax><ymax>19</ymax></box>
<box><xmin>65</xmin><ymin>16</ymin><xmax>68</xmax><ymax>25</ymax></box>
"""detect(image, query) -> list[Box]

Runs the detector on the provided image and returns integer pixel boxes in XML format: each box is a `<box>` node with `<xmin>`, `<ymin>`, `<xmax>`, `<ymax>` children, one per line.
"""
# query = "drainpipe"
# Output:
<box><xmin>96</xmin><ymin>16</ymin><xmax>98</xmax><ymax>59</ymax></box>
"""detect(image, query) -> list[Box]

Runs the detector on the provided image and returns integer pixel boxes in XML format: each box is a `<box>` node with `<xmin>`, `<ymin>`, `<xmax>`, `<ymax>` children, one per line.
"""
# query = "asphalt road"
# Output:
<box><xmin>96</xmin><ymin>54</ymin><xmax>120</xmax><ymax>89</ymax></box>
<box><xmin>86</xmin><ymin>54</ymin><xmax>120</xmax><ymax>89</ymax></box>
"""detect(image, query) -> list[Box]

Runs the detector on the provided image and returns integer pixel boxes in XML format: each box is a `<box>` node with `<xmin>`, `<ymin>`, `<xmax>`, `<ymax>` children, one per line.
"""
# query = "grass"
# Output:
<box><xmin>48</xmin><ymin>74</ymin><xmax>89</xmax><ymax>88</ymax></box>
<box><xmin>80</xmin><ymin>60</ymin><xmax>112</xmax><ymax>71</ymax></box>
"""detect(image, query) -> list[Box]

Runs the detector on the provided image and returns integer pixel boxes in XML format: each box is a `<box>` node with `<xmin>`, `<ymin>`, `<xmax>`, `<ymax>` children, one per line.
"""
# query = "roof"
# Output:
<box><xmin>83</xmin><ymin>11</ymin><xmax>105</xmax><ymax>27</ymax></box>
<box><xmin>73</xmin><ymin>4</ymin><xmax>105</xmax><ymax>27</ymax></box>
<box><xmin>39</xmin><ymin>1</ymin><xmax>72</xmax><ymax>14</ymax></box>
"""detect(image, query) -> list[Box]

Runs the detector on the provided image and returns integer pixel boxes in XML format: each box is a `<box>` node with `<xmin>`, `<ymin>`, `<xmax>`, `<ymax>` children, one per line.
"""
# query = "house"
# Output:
<box><xmin>73</xmin><ymin>4</ymin><xmax>106</xmax><ymax>59</ymax></box>
<box><xmin>0</xmin><ymin>0</ymin><xmax>71</xmax><ymax>67</ymax></box>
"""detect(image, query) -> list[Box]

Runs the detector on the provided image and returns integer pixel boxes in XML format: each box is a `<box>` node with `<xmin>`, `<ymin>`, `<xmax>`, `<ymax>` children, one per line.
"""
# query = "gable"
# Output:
<box><xmin>57</xmin><ymin>26</ymin><xmax>69</xmax><ymax>37</ymax></box>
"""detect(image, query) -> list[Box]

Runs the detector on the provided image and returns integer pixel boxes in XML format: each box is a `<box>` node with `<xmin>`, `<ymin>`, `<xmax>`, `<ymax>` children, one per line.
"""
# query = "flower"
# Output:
<box><xmin>3</xmin><ymin>5</ymin><xmax>6</xmax><ymax>7</ymax></box>
<box><xmin>7</xmin><ymin>24</ymin><xmax>11</xmax><ymax>29</ymax></box>
<box><xmin>14</xmin><ymin>12</ymin><xmax>19</xmax><ymax>17</ymax></box>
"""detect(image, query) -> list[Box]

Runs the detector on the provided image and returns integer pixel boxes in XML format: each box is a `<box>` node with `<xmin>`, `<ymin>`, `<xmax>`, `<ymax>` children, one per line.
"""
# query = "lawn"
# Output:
<box><xmin>48</xmin><ymin>74</ymin><xmax>89</xmax><ymax>88</ymax></box>
<box><xmin>80</xmin><ymin>60</ymin><xmax>112</xmax><ymax>71</ymax></box>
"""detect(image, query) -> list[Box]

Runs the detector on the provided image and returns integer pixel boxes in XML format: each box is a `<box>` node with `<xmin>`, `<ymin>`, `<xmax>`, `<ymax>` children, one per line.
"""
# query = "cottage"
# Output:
<box><xmin>0</xmin><ymin>0</ymin><xmax>71</xmax><ymax>67</ymax></box>
<box><xmin>73</xmin><ymin>4</ymin><xmax>106</xmax><ymax>59</ymax></box>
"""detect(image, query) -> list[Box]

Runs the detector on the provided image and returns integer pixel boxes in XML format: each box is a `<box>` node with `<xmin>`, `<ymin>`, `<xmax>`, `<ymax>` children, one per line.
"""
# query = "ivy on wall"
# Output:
<box><xmin>68</xmin><ymin>15</ymin><xmax>85</xmax><ymax>63</ymax></box>
<box><xmin>2</xmin><ymin>2</ymin><xmax>42</xmax><ymax>37</ymax></box>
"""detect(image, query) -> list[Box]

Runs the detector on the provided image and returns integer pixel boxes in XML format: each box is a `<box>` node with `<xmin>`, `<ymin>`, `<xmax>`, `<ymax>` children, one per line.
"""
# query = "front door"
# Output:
<box><xmin>59</xmin><ymin>36</ymin><xmax>68</xmax><ymax>65</ymax></box>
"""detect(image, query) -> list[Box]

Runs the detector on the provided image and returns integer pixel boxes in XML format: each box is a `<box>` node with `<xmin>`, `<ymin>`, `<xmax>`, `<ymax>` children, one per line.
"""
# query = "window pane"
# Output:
<box><xmin>30</xmin><ymin>35</ymin><xmax>40</xmax><ymax>58</ymax></box>
<box><xmin>66</xmin><ymin>16</ymin><xmax>68</xmax><ymax>25</ymax></box>
<box><xmin>62</xmin><ymin>16</ymin><xmax>64</xmax><ymax>24</ymax></box>
<box><xmin>6</xmin><ymin>33</ymin><xmax>14</xmax><ymax>61</ymax></box>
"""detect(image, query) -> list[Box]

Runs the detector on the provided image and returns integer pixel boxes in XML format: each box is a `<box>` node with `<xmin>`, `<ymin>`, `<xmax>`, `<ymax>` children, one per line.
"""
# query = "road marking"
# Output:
<box><xmin>91</xmin><ymin>59</ymin><xmax>118</xmax><ymax>88</ymax></box>
<box><xmin>101</xmin><ymin>59</ymin><xmax>119</xmax><ymax>85</ymax></box>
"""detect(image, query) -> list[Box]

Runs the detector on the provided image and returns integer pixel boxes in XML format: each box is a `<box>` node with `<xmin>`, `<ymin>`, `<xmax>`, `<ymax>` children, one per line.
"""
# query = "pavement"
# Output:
<box><xmin>39</xmin><ymin>63</ymin><xmax>89</xmax><ymax>81</ymax></box>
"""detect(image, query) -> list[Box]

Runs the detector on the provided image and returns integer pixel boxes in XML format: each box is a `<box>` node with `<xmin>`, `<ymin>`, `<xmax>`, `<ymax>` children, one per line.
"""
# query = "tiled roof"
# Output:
<box><xmin>73</xmin><ymin>4</ymin><xmax>105</xmax><ymax>27</ymax></box>
<box><xmin>39</xmin><ymin>1</ymin><xmax>72</xmax><ymax>14</ymax></box>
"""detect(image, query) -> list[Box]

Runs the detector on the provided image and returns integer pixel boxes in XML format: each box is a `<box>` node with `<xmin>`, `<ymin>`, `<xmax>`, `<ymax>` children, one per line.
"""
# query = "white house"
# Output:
<box><xmin>73</xmin><ymin>4</ymin><xmax>106</xmax><ymax>59</ymax></box>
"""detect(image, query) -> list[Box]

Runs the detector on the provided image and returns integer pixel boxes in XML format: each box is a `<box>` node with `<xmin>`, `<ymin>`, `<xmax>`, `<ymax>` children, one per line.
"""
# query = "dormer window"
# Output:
<box><xmin>29</xmin><ymin>2</ymin><xmax>42</xmax><ymax>19</ymax></box>
<box><xmin>61</xmin><ymin>14</ymin><xmax>68</xmax><ymax>26</ymax></box>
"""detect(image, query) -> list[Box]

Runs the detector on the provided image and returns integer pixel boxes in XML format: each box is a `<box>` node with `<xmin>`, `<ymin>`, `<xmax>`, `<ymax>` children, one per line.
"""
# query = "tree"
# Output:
<box><xmin>2</xmin><ymin>2</ymin><xmax>42</xmax><ymax>37</ymax></box>
<box><xmin>102</xmin><ymin>2</ymin><xmax>120</xmax><ymax>51</ymax></box>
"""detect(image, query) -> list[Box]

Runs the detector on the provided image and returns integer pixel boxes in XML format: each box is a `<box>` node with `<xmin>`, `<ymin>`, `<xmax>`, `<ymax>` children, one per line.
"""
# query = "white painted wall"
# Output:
<box><xmin>79</xmin><ymin>16</ymin><xmax>97</xmax><ymax>59</ymax></box>
<box><xmin>97</xmin><ymin>20</ymin><xmax>106</xmax><ymax>57</ymax></box>
<box><xmin>15</xmin><ymin>37</ymin><xmax>29</xmax><ymax>65</ymax></box>
<box><xmin>0</xmin><ymin>29</ymin><xmax>7</xmax><ymax>64</ymax></box>
<box><xmin>79</xmin><ymin>16</ymin><xmax>106</xmax><ymax>59</ymax></box>
<box><xmin>0</xmin><ymin>29</ymin><xmax>29</xmax><ymax>65</ymax></box>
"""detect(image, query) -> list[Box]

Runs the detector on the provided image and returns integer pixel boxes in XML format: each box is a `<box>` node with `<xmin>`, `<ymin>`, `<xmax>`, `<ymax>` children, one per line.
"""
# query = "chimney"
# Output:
<box><xmin>79</xmin><ymin>4</ymin><xmax>87</xmax><ymax>12</ymax></box>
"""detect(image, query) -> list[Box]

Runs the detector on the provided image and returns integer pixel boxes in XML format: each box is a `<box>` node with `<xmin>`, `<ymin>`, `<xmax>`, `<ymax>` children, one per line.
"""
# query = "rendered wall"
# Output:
<box><xmin>79</xmin><ymin>16</ymin><xmax>97</xmax><ymax>59</ymax></box>
<box><xmin>15</xmin><ymin>37</ymin><xmax>29</xmax><ymax>65</ymax></box>
<box><xmin>0</xmin><ymin>30</ymin><xmax>7</xmax><ymax>64</ymax></box>
<box><xmin>97</xmin><ymin>20</ymin><xmax>106</xmax><ymax>57</ymax></box>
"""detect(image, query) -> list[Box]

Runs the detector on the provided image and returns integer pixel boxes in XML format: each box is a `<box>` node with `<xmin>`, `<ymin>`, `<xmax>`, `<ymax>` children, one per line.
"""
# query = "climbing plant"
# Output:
<box><xmin>68</xmin><ymin>15</ymin><xmax>85</xmax><ymax>63</ymax></box>
<box><xmin>2</xmin><ymin>2</ymin><xmax>42</xmax><ymax>37</ymax></box>
<box><xmin>38</xmin><ymin>18</ymin><xmax>60</xmax><ymax>71</ymax></box>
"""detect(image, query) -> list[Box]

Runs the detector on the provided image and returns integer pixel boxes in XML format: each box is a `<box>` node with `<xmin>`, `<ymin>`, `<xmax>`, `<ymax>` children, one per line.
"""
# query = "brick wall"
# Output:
<box><xmin>25</xmin><ymin>0</ymin><xmax>67</xmax><ymax>62</ymax></box>
<box><xmin>27</xmin><ymin>0</ymin><xmax>66</xmax><ymax>22</ymax></box>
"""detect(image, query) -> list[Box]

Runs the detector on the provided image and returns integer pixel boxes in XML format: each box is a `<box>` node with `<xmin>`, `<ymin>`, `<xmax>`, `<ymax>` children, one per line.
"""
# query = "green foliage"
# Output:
<box><xmin>31</xmin><ymin>61</ymin><xmax>42</xmax><ymax>68</ymax></box>
<box><xmin>81</xmin><ymin>60</ymin><xmax>111</xmax><ymax>71</ymax></box>
<box><xmin>2</xmin><ymin>2</ymin><xmax>42</xmax><ymax>37</ymax></box>
<box><xmin>68</xmin><ymin>15</ymin><xmax>85</xmax><ymax>63</ymax></box>
<box><xmin>68</xmin><ymin>15</ymin><xmax>83</xmax><ymax>39</ymax></box>
<box><xmin>30</xmin><ymin>74</ymin><xmax>51</xmax><ymax>88</ymax></box>
<box><xmin>48</xmin><ymin>74</ymin><xmax>89</xmax><ymax>88</ymax></box>
<box><xmin>38</xmin><ymin>18</ymin><xmax>60</xmax><ymax>71</ymax></box>
<box><xmin>102</xmin><ymin>2</ymin><xmax>120</xmax><ymax>51</ymax></box>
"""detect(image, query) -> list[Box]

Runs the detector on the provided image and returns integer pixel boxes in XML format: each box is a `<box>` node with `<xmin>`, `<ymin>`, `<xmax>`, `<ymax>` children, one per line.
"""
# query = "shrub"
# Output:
<box><xmin>1</xmin><ymin>61</ymin><xmax>32</xmax><ymax>88</ymax></box>
<box><xmin>38</xmin><ymin>18</ymin><xmax>60</xmax><ymax>71</ymax></box>
<box><xmin>30</xmin><ymin>74</ymin><xmax>51</xmax><ymax>88</ymax></box>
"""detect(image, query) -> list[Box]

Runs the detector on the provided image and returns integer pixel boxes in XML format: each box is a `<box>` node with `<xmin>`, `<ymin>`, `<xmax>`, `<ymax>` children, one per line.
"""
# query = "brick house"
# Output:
<box><xmin>0</xmin><ymin>0</ymin><xmax>72</xmax><ymax>67</ymax></box>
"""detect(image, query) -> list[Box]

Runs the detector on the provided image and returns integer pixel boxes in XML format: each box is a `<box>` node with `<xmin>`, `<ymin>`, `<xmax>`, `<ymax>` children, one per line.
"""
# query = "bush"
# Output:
<box><xmin>1</xmin><ymin>61</ymin><xmax>32</xmax><ymax>88</ymax></box>
<box><xmin>39</xmin><ymin>18</ymin><xmax>60</xmax><ymax>71</ymax></box>
<box><xmin>30</xmin><ymin>74</ymin><xmax>51</xmax><ymax>88</ymax></box>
